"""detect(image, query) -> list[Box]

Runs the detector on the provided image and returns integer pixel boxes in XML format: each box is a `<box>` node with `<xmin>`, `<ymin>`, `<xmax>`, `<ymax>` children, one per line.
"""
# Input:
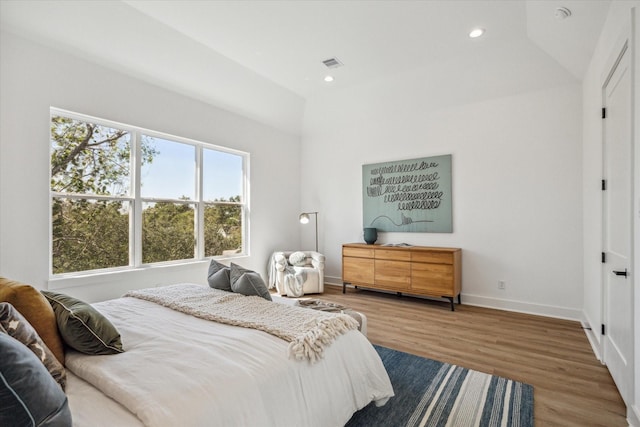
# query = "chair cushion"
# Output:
<box><xmin>0</xmin><ymin>332</ymin><xmax>72</xmax><ymax>427</ymax></box>
<box><xmin>0</xmin><ymin>277</ymin><xmax>65</xmax><ymax>365</ymax></box>
<box><xmin>41</xmin><ymin>291</ymin><xmax>124</xmax><ymax>355</ymax></box>
<box><xmin>230</xmin><ymin>263</ymin><xmax>272</xmax><ymax>301</ymax></box>
<box><xmin>0</xmin><ymin>302</ymin><xmax>66</xmax><ymax>390</ymax></box>
<box><xmin>207</xmin><ymin>259</ymin><xmax>232</xmax><ymax>292</ymax></box>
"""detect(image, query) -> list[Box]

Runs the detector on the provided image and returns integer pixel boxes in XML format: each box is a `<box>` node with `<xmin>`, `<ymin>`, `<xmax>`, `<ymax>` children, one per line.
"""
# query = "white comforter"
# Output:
<box><xmin>66</xmin><ymin>296</ymin><xmax>393</xmax><ymax>427</ymax></box>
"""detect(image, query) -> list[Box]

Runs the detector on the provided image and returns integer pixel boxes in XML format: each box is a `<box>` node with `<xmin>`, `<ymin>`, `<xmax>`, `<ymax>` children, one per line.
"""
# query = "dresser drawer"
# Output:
<box><xmin>343</xmin><ymin>247</ymin><xmax>375</xmax><ymax>258</ymax></box>
<box><xmin>374</xmin><ymin>260</ymin><xmax>411</xmax><ymax>289</ymax></box>
<box><xmin>411</xmin><ymin>263</ymin><xmax>454</xmax><ymax>295</ymax></box>
<box><xmin>343</xmin><ymin>257</ymin><xmax>374</xmax><ymax>284</ymax></box>
<box><xmin>411</xmin><ymin>251</ymin><xmax>454</xmax><ymax>264</ymax></box>
<box><xmin>374</xmin><ymin>249</ymin><xmax>411</xmax><ymax>261</ymax></box>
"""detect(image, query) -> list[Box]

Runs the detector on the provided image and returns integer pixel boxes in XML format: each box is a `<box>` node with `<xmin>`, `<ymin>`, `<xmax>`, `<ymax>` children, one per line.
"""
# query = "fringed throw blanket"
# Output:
<box><xmin>124</xmin><ymin>284</ymin><xmax>359</xmax><ymax>363</ymax></box>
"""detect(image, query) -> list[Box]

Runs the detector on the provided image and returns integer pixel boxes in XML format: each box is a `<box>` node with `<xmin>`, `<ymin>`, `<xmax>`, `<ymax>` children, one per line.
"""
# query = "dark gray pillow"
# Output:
<box><xmin>0</xmin><ymin>332</ymin><xmax>72</xmax><ymax>427</ymax></box>
<box><xmin>0</xmin><ymin>302</ymin><xmax>66</xmax><ymax>390</ymax></box>
<box><xmin>41</xmin><ymin>291</ymin><xmax>123</xmax><ymax>355</ymax></box>
<box><xmin>230</xmin><ymin>263</ymin><xmax>272</xmax><ymax>301</ymax></box>
<box><xmin>207</xmin><ymin>259</ymin><xmax>232</xmax><ymax>292</ymax></box>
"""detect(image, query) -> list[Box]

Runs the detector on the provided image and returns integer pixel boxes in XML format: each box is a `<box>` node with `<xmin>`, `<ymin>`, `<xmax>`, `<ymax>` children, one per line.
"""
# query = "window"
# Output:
<box><xmin>50</xmin><ymin>109</ymin><xmax>247</xmax><ymax>276</ymax></box>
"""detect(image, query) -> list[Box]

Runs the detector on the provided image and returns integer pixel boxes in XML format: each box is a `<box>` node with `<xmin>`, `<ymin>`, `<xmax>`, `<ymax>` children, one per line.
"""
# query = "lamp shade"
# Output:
<box><xmin>299</xmin><ymin>213</ymin><xmax>310</xmax><ymax>224</ymax></box>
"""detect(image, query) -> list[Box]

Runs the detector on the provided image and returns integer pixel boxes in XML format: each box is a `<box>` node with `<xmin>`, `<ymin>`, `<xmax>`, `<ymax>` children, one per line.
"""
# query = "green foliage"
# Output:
<box><xmin>204</xmin><ymin>199</ymin><xmax>242</xmax><ymax>257</ymax></box>
<box><xmin>52</xmin><ymin>199</ymin><xmax>129</xmax><ymax>274</ymax></box>
<box><xmin>142</xmin><ymin>202</ymin><xmax>195</xmax><ymax>264</ymax></box>
<box><xmin>52</xmin><ymin>198</ymin><xmax>243</xmax><ymax>273</ymax></box>
<box><xmin>50</xmin><ymin>116</ymin><xmax>157</xmax><ymax>195</ymax></box>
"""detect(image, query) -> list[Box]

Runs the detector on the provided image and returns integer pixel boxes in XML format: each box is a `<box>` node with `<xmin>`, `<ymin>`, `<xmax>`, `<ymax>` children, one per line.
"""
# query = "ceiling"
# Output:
<box><xmin>0</xmin><ymin>0</ymin><xmax>611</xmax><ymax>134</ymax></box>
<box><xmin>123</xmin><ymin>0</ymin><xmax>610</xmax><ymax>97</ymax></box>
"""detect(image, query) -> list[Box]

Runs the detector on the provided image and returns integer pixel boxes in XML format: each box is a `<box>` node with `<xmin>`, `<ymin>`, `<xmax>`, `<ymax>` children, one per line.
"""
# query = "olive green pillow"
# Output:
<box><xmin>41</xmin><ymin>291</ymin><xmax>123</xmax><ymax>355</ymax></box>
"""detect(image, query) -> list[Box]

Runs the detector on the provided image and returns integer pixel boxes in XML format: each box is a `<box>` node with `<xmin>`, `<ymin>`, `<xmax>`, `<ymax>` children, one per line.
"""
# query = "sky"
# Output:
<box><xmin>140</xmin><ymin>137</ymin><xmax>243</xmax><ymax>202</ymax></box>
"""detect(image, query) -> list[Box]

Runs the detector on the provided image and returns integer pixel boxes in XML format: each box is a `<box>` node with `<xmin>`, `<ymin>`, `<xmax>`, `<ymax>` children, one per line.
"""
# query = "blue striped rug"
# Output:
<box><xmin>347</xmin><ymin>345</ymin><xmax>534</xmax><ymax>427</ymax></box>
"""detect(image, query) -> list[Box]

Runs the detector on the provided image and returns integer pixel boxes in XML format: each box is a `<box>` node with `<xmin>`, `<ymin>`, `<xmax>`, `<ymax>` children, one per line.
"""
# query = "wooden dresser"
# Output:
<box><xmin>342</xmin><ymin>243</ymin><xmax>462</xmax><ymax>310</ymax></box>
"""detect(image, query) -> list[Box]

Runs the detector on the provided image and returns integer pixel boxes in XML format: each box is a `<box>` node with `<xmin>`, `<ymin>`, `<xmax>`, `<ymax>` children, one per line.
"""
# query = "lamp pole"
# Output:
<box><xmin>299</xmin><ymin>211</ymin><xmax>319</xmax><ymax>252</ymax></box>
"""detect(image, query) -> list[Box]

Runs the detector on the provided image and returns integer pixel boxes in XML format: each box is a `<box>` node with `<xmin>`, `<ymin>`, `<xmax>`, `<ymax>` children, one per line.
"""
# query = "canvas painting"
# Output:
<box><xmin>362</xmin><ymin>154</ymin><xmax>452</xmax><ymax>233</ymax></box>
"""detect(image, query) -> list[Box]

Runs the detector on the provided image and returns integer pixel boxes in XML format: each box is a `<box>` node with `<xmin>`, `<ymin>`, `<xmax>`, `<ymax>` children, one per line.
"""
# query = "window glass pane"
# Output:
<box><xmin>141</xmin><ymin>137</ymin><xmax>195</xmax><ymax>200</ymax></box>
<box><xmin>50</xmin><ymin>116</ymin><xmax>131</xmax><ymax>196</ymax></box>
<box><xmin>204</xmin><ymin>203</ymin><xmax>242</xmax><ymax>257</ymax></box>
<box><xmin>52</xmin><ymin>198</ymin><xmax>130</xmax><ymax>274</ymax></box>
<box><xmin>142</xmin><ymin>202</ymin><xmax>195</xmax><ymax>263</ymax></box>
<box><xmin>203</xmin><ymin>149</ymin><xmax>243</xmax><ymax>202</ymax></box>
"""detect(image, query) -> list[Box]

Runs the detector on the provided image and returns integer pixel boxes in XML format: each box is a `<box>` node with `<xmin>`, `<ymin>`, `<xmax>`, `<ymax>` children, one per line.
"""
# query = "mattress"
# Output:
<box><xmin>65</xmin><ymin>293</ymin><xmax>392</xmax><ymax>426</ymax></box>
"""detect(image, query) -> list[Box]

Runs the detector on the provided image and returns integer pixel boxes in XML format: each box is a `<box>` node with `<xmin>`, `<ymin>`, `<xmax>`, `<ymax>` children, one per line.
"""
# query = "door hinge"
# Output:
<box><xmin>601</xmin><ymin>324</ymin><xmax>606</xmax><ymax>335</ymax></box>
<box><xmin>602</xmin><ymin>107</ymin><xmax>606</xmax><ymax>119</ymax></box>
<box><xmin>602</xmin><ymin>179</ymin><xmax>606</xmax><ymax>191</ymax></box>
<box><xmin>601</xmin><ymin>252</ymin><xmax>606</xmax><ymax>263</ymax></box>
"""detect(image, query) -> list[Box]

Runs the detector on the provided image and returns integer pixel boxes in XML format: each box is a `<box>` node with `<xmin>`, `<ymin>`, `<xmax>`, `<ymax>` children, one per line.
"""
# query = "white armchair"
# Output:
<box><xmin>269</xmin><ymin>251</ymin><xmax>325</xmax><ymax>297</ymax></box>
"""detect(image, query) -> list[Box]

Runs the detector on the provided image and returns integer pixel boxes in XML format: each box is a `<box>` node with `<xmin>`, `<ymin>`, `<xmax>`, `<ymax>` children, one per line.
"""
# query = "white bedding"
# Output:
<box><xmin>66</xmin><ymin>295</ymin><xmax>393</xmax><ymax>427</ymax></box>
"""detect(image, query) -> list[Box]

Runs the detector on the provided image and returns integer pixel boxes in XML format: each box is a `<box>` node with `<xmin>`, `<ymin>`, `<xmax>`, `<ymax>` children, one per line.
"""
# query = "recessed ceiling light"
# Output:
<box><xmin>469</xmin><ymin>28</ymin><xmax>485</xmax><ymax>38</ymax></box>
<box><xmin>324</xmin><ymin>75</ymin><xmax>334</xmax><ymax>82</ymax></box>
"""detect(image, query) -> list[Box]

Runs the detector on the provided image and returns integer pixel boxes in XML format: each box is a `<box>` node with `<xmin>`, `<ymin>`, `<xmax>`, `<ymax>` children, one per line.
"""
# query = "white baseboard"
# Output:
<box><xmin>581</xmin><ymin>311</ymin><xmax>603</xmax><ymax>362</ymax></box>
<box><xmin>455</xmin><ymin>293</ymin><xmax>581</xmax><ymax>321</ymax></box>
<box><xmin>324</xmin><ymin>276</ymin><xmax>344</xmax><ymax>287</ymax></box>
<box><xmin>324</xmin><ymin>276</ymin><xmax>581</xmax><ymax>321</ymax></box>
<box><xmin>629</xmin><ymin>405</ymin><xmax>640</xmax><ymax>427</ymax></box>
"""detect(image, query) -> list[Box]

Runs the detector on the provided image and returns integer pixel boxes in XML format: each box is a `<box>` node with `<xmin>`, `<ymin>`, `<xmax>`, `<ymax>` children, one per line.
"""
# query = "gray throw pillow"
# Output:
<box><xmin>0</xmin><ymin>302</ymin><xmax>66</xmax><ymax>390</ymax></box>
<box><xmin>41</xmin><ymin>291</ymin><xmax>123</xmax><ymax>355</ymax></box>
<box><xmin>207</xmin><ymin>259</ymin><xmax>232</xmax><ymax>292</ymax></box>
<box><xmin>0</xmin><ymin>332</ymin><xmax>72</xmax><ymax>427</ymax></box>
<box><xmin>229</xmin><ymin>263</ymin><xmax>272</xmax><ymax>301</ymax></box>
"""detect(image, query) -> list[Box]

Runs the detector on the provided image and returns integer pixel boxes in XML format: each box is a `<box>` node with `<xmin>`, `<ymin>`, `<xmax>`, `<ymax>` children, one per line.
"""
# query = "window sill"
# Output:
<box><xmin>47</xmin><ymin>256</ymin><xmax>247</xmax><ymax>291</ymax></box>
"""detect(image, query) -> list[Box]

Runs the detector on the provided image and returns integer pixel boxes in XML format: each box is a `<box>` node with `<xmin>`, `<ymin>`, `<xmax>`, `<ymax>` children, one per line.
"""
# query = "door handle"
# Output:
<box><xmin>612</xmin><ymin>269</ymin><xmax>628</xmax><ymax>277</ymax></box>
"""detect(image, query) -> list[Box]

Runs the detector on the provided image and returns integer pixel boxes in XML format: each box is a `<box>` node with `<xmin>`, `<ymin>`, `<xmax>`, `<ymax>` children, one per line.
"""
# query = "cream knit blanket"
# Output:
<box><xmin>124</xmin><ymin>283</ymin><xmax>359</xmax><ymax>363</ymax></box>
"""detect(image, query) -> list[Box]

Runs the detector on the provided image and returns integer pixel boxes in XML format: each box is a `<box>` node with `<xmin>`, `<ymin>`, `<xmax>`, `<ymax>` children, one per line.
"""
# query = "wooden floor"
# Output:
<box><xmin>318</xmin><ymin>285</ymin><xmax>627</xmax><ymax>427</ymax></box>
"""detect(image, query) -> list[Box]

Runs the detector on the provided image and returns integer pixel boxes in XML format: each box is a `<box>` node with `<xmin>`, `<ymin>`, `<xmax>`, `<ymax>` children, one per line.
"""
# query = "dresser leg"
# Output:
<box><xmin>342</xmin><ymin>283</ymin><xmax>346</xmax><ymax>294</ymax></box>
<box><xmin>457</xmin><ymin>294</ymin><xmax>461</xmax><ymax>305</ymax></box>
<box><xmin>444</xmin><ymin>296</ymin><xmax>455</xmax><ymax>311</ymax></box>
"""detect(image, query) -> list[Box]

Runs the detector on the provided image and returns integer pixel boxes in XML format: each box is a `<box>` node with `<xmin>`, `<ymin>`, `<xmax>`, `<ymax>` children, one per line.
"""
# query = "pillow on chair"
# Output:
<box><xmin>207</xmin><ymin>260</ymin><xmax>232</xmax><ymax>292</ymax></box>
<box><xmin>230</xmin><ymin>263</ymin><xmax>272</xmax><ymax>301</ymax></box>
<box><xmin>288</xmin><ymin>251</ymin><xmax>307</xmax><ymax>267</ymax></box>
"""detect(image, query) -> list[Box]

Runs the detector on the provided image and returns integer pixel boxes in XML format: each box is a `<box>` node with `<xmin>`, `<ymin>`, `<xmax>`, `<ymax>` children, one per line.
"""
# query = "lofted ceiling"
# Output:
<box><xmin>124</xmin><ymin>0</ymin><xmax>610</xmax><ymax>97</ymax></box>
<box><xmin>0</xmin><ymin>0</ymin><xmax>611</xmax><ymax>134</ymax></box>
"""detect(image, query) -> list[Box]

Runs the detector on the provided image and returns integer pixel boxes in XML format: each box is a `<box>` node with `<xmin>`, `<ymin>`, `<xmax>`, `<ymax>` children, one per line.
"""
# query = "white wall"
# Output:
<box><xmin>0</xmin><ymin>31</ymin><xmax>302</xmax><ymax>302</ymax></box>
<box><xmin>635</xmin><ymin>6</ymin><xmax>640</xmax><ymax>425</ymax></box>
<box><xmin>581</xmin><ymin>2</ymin><xmax>639</xmax><ymax>424</ymax></box>
<box><xmin>302</xmin><ymin>66</ymin><xmax>583</xmax><ymax>319</ymax></box>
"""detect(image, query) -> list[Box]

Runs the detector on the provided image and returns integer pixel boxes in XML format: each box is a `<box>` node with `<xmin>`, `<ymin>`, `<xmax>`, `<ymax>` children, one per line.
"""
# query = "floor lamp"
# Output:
<box><xmin>299</xmin><ymin>211</ymin><xmax>318</xmax><ymax>252</ymax></box>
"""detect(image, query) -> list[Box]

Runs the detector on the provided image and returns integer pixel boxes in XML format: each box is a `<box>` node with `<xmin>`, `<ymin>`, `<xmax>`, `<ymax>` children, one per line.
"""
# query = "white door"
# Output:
<box><xmin>602</xmin><ymin>41</ymin><xmax>633</xmax><ymax>405</ymax></box>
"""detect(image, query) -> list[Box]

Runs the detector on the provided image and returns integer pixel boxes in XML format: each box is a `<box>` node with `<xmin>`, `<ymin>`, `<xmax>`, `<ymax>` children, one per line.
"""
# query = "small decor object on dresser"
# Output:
<box><xmin>342</xmin><ymin>243</ymin><xmax>462</xmax><ymax>311</ymax></box>
<box><xmin>363</xmin><ymin>227</ymin><xmax>378</xmax><ymax>245</ymax></box>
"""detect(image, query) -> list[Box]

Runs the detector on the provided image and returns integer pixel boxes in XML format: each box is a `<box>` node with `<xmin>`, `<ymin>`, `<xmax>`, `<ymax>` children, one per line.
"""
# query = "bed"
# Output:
<box><xmin>59</xmin><ymin>283</ymin><xmax>394</xmax><ymax>426</ymax></box>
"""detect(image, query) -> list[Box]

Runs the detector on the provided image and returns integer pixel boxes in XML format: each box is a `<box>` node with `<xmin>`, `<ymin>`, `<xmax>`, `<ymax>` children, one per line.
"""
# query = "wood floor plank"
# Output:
<box><xmin>317</xmin><ymin>285</ymin><xmax>627</xmax><ymax>427</ymax></box>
